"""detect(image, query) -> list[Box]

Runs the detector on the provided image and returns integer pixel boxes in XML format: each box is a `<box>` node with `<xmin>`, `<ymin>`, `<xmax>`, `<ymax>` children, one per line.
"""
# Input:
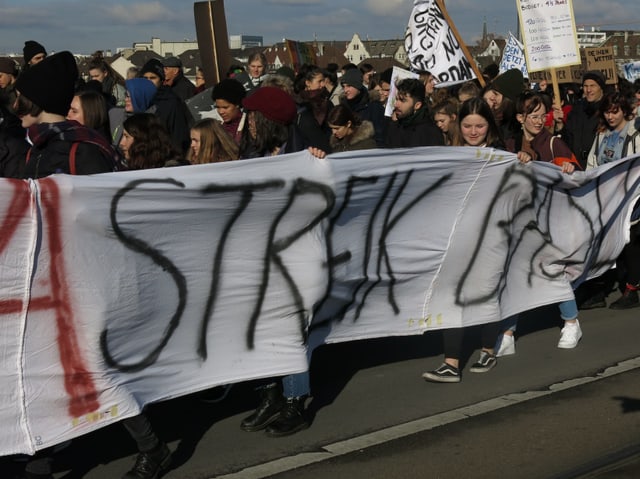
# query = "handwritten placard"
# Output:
<box><xmin>517</xmin><ymin>0</ymin><xmax>580</xmax><ymax>71</ymax></box>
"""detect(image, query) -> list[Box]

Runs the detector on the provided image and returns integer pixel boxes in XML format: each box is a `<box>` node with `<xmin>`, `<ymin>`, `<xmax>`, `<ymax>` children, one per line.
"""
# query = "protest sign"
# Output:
<box><xmin>285</xmin><ymin>39</ymin><xmax>317</xmax><ymax>70</ymax></box>
<box><xmin>1</xmin><ymin>148</ymin><xmax>640</xmax><ymax>455</ymax></box>
<box><xmin>384</xmin><ymin>66</ymin><xmax>419</xmax><ymax>117</ymax></box>
<box><xmin>405</xmin><ymin>0</ymin><xmax>479</xmax><ymax>87</ymax></box>
<box><xmin>517</xmin><ymin>0</ymin><xmax>580</xmax><ymax>71</ymax></box>
<box><xmin>622</xmin><ymin>61</ymin><xmax>640</xmax><ymax>82</ymax></box>
<box><xmin>528</xmin><ymin>66</ymin><xmax>584</xmax><ymax>84</ymax></box>
<box><xmin>585</xmin><ymin>47</ymin><xmax>618</xmax><ymax>84</ymax></box>
<box><xmin>500</xmin><ymin>32</ymin><xmax>528</xmax><ymax>78</ymax></box>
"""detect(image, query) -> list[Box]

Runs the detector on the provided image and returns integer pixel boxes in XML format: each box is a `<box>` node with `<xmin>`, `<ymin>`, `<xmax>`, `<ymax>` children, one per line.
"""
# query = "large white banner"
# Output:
<box><xmin>405</xmin><ymin>0</ymin><xmax>477</xmax><ymax>87</ymax></box>
<box><xmin>2</xmin><ymin>147</ymin><xmax>640</xmax><ymax>456</ymax></box>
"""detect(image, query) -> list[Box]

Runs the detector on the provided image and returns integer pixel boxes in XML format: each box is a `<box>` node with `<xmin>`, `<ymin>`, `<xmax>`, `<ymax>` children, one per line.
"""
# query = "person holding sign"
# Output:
<box><xmin>553</xmin><ymin>71</ymin><xmax>607</xmax><ymax>169</ymax></box>
<box><xmin>508</xmin><ymin>92</ymin><xmax>580</xmax><ymax>173</ymax></box>
<box><xmin>586</xmin><ymin>92</ymin><xmax>640</xmax><ymax>310</ymax></box>
<box><xmin>495</xmin><ymin>92</ymin><xmax>582</xmax><ymax>356</ymax></box>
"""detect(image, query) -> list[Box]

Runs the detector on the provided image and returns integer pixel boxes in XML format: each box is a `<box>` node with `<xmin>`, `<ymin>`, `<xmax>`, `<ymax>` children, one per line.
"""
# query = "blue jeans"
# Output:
<box><xmin>280</xmin><ymin>321</ymin><xmax>333</xmax><ymax>398</ymax></box>
<box><xmin>501</xmin><ymin>298</ymin><xmax>578</xmax><ymax>334</ymax></box>
<box><xmin>558</xmin><ymin>299</ymin><xmax>578</xmax><ymax>321</ymax></box>
<box><xmin>282</xmin><ymin>371</ymin><xmax>310</xmax><ymax>398</ymax></box>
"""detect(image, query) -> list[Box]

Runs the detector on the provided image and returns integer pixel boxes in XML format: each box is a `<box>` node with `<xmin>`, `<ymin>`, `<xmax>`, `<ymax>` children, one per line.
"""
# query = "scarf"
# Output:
<box><xmin>299</xmin><ymin>88</ymin><xmax>330</xmax><ymax>126</ymax></box>
<box><xmin>28</xmin><ymin>120</ymin><xmax>121</xmax><ymax>170</ymax></box>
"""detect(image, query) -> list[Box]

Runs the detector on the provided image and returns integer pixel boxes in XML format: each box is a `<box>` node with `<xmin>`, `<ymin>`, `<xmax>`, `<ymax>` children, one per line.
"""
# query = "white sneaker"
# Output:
<box><xmin>495</xmin><ymin>333</ymin><xmax>516</xmax><ymax>357</ymax></box>
<box><xmin>558</xmin><ymin>319</ymin><xmax>582</xmax><ymax>349</ymax></box>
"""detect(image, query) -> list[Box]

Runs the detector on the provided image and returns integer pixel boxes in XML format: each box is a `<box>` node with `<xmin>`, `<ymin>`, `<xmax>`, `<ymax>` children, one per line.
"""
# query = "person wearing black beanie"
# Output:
<box><xmin>13</xmin><ymin>51</ymin><xmax>119</xmax><ymax>179</ymax></box>
<box><xmin>211</xmin><ymin>78</ymin><xmax>246</xmax><ymax>145</ymax></box>
<box><xmin>23</xmin><ymin>40</ymin><xmax>47</xmax><ymax>67</ymax></box>
<box><xmin>138</xmin><ymin>58</ymin><xmax>192</xmax><ymax>152</ymax></box>
<box><xmin>139</xmin><ymin>58</ymin><xmax>165</xmax><ymax>87</ymax></box>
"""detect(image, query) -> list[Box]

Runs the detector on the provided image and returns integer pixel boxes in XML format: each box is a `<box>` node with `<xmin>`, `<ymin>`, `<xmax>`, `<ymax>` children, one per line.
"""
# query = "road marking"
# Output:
<box><xmin>213</xmin><ymin>357</ymin><xmax>640</xmax><ymax>478</ymax></box>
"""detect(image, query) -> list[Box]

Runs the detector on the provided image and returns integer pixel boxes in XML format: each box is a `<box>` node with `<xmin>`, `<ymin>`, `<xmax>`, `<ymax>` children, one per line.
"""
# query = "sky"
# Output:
<box><xmin>1</xmin><ymin>0</ymin><xmax>639</xmax><ymax>56</ymax></box>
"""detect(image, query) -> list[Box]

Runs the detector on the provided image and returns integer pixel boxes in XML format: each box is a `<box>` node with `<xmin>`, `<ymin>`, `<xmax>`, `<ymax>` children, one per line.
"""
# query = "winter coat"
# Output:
<box><xmin>507</xmin><ymin>127</ymin><xmax>579</xmax><ymax>168</ymax></box>
<box><xmin>0</xmin><ymin>106</ymin><xmax>28</xmax><ymax>178</ymax></box>
<box><xmin>586</xmin><ymin>122</ymin><xmax>640</xmax><ymax>170</ymax></box>
<box><xmin>341</xmin><ymin>89</ymin><xmax>386</xmax><ymax>147</ymax></box>
<box><xmin>152</xmin><ymin>86</ymin><xmax>193</xmax><ymax>153</ymax></box>
<box><xmin>295</xmin><ymin>91</ymin><xmax>333</xmax><ymax>152</ymax></box>
<box><xmin>22</xmin><ymin>121</ymin><xmax>119</xmax><ymax>179</ymax></box>
<box><xmin>560</xmin><ymin>97</ymin><xmax>603</xmax><ymax>169</ymax></box>
<box><xmin>170</xmin><ymin>73</ymin><xmax>196</xmax><ymax>102</ymax></box>
<box><xmin>330</xmin><ymin>120</ymin><xmax>377</xmax><ymax>152</ymax></box>
<box><xmin>384</xmin><ymin>106</ymin><xmax>445</xmax><ymax>148</ymax></box>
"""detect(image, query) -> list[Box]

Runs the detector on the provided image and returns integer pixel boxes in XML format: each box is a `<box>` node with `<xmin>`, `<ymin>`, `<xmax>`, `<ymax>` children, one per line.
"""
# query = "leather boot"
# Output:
<box><xmin>265</xmin><ymin>396</ymin><xmax>309</xmax><ymax>437</ymax></box>
<box><xmin>240</xmin><ymin>382</ymin><xmax>285</xmax><ymax>432</ymax></box>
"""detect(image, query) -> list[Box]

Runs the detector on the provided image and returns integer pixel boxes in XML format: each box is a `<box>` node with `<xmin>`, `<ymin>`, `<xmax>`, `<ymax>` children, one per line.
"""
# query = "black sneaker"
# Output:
<box><xmin>609</xmin><ymin>288</ymin><xmax>640</xmax><ymax>310</ymax></box>
<box><xmin>122</xmin><ymin>443</ymin><xmax>171</xmax><ymax>479</ymax></box>
<box><xmin>469</xmin><ymin>351</ymin><xmax>497</xmax><ymax>373</ymax></box>
<box><xmin>422</xmin><ymin>363</ymin><xmax>461</xmax><ymax>383</ymax></box>
<box><xmin>579</xmin><ymin>292</ymin><xmax>606</xmax><ymax>310</ymax></box>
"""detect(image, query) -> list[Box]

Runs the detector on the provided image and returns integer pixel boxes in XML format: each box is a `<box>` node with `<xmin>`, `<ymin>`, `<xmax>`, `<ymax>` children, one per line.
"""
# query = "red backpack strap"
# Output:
<box><xmin>69</xmin><ymin>142</ymin><xmax>79</xmax><ymax>175</ymax></box>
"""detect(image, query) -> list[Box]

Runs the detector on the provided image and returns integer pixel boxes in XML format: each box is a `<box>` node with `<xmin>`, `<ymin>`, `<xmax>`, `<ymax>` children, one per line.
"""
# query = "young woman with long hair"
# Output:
<box><xmin>187</xmin><ymin>118</ymin><xmax>239</xmax><ymax>164</ymax></box>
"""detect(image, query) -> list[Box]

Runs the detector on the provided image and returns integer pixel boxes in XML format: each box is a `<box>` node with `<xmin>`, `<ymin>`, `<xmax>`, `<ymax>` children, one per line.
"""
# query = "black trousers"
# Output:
<box><xmin>442</xmin><ymin>321</ymin><xmax>502</xmax><ymax>360</ymax></box>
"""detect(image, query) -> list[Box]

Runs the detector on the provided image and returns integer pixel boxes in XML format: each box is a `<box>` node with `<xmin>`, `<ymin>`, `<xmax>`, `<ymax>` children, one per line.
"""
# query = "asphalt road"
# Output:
<box><xmin>4</xmin><ymin>292</ymin><xmax>640</xmax><ymax>479</ymax></box>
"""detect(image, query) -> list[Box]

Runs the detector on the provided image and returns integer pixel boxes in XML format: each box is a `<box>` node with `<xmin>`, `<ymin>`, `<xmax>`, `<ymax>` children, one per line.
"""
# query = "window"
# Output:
<box><xmin>613</xmin><ymin>45</ymin><xmax>618</xmax><ymax>56</ymax></box>
<box><xmin>624</xmin><ymin>45</ymin><xmax>630</xmax><ymax>56</ymax></box>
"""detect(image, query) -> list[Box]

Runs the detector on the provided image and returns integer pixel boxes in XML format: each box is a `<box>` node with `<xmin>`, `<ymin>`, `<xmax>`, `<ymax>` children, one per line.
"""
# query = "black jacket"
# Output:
<box><xmin>152</xmin><ymin>87</ymin><xmax>193</xmax><ymax>153</ymax></box>
<box><xmin>384</xmin><ymin>106</ymin><xmax>445</xmax><ymax>148</ymax></box>
<box><xmin>342</xmin><ymin>90</ymin><xmax>386</xmax><ymax>147</ymax></box>
<box><xmin>560</xmin><ymin>98</ymin><xmax>603</xmax><ymax>169</ymax></box>
<box><xmin>170</xmin><ymin>74</ymin><xmax>196</xmax><ymax>102</ymax></box>
<box><xmin>0</xmin><ymin>106</ymin><xmax>28</xmax><ymax>178</ymax></box>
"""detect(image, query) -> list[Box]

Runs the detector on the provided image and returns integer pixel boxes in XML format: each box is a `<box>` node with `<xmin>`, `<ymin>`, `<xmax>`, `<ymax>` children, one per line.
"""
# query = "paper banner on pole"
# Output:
<box><xmin>500</xmin><ymin>32</ymin><xmax>528</xmax><ymax>78</ymax></box>
<box><xmin>405</xmin><ymin>0</ymin><xmax>477</xmax><ymax>87</ymax></box>
<box><xmin>384</xmin><ymin>66</ymin><xmax>419</xmax><ymax>117</ymax></box>
<box><xmin>517</xmin><ymin>0</ymin><xmax>580</xmax><ymax>72</ymax></box>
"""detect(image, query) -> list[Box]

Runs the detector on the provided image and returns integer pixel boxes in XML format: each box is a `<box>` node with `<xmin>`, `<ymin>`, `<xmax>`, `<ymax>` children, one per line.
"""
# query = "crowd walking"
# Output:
<box><xmin>2</xmin><ymin>38</ymin><xmax>640</xmax><ymax>478</ymax></box>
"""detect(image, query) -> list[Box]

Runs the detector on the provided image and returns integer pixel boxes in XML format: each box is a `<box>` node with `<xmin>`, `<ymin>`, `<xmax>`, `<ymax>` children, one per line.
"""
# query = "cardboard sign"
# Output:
<box><xmin>585</xmin><ymin>47</ymin><xmax>618</xmax><ymax>84</ymax></box>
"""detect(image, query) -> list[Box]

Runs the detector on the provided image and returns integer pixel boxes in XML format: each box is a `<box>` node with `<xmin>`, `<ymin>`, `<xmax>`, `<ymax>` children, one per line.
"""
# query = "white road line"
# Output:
<box><xmin>213</xmin><ymin>357</ymin><xmax>640</xmax><ymax>478</ymax></box>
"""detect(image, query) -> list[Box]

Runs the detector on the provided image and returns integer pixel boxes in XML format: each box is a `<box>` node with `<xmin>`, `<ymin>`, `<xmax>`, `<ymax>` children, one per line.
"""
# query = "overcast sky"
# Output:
<box><xmin>1</xmin><ymin>0</ymin><xmax>639</xmax><ymax>56</ymax></box>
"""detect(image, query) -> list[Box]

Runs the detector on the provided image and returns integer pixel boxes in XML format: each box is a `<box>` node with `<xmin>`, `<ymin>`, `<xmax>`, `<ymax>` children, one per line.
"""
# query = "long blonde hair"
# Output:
<box><xmin>187</xmin><ymin>118</ymin><xmax>240</xmax><ymax>164</ymax></box>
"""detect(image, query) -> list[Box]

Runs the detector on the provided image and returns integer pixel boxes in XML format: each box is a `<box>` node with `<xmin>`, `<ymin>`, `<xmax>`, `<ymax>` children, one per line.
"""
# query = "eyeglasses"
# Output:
<box><xmin>527</xmin><ymin>114</ymin><xmax>546</xmax><ymax>122</ymax></box>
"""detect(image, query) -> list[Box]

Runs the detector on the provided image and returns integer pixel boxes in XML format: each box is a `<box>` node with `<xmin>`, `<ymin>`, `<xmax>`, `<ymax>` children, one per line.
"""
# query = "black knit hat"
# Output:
<box><xmin>139</xmin><ymin>59</ymin><xmax>165</xmax><ymax>82</ymax></box>
<box><xmin>23</xmin><ymin>40</ymin><xmax>47</xmax><ymax>65</ymax></box>
<box><xmin>0</xmin><ymin>58</ymin><xmax>18</xmax><ymax>76</ymax></box>
<box><xmin>341</xmin><ymin>69</ymin><xmax>363</xmax><ymax>89</ymax></box>
<box><xmin>15</xmin><ymin>51</ymin><xmax>78</xmax><ymax>116</ymax></box>
<box><xmin>489</xmin><ymin>69</ymin><xmax>524</xmax><ymax>102</ymax></box>
<box><xmin>582</xmin><ymin>70</ymin><xmax>606</xmax><ymax>91</ymax></box>
<box><xmin>211</xmin><ymin>78</ymin><xmax>246</xmax><ymax>106</ymax></box>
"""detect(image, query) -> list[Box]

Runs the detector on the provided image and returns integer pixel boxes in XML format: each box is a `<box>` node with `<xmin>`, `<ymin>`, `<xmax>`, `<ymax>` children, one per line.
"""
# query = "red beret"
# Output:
<box><xmin>242</xmin><ymin>87</ymin><xmax>297</xmax><ymax>125</ymax></box>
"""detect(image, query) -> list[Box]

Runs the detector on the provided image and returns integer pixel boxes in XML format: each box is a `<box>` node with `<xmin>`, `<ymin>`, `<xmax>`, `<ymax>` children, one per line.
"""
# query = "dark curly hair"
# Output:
<box><xmin>122</xmin><ymin>113</ymin><xmax>184</xmax><ymax>170</ymax></box>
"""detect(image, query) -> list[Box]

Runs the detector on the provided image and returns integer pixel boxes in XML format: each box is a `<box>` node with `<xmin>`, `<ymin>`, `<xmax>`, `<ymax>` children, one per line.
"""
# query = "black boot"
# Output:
<box><xmin>240</xmin><ymin>382</ymin><xmax>285</xmax><ymax>432</ymax></box>
<box><xmin>122</xmin><ymin>442</ymin><xmax>171</xmax><ymax>479</ymax></box>
<box><xmin>265</xmin><ymin>397</ymin><xmax>309</xmax><ymax>437</ymax></box>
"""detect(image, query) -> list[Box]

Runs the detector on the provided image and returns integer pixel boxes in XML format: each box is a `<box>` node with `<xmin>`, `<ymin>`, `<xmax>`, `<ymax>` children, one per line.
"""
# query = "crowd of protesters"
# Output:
<box><xmin>2</xmin><ymin>38</ymin><xmax>640</xmax><ymax>479</ymax></box>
